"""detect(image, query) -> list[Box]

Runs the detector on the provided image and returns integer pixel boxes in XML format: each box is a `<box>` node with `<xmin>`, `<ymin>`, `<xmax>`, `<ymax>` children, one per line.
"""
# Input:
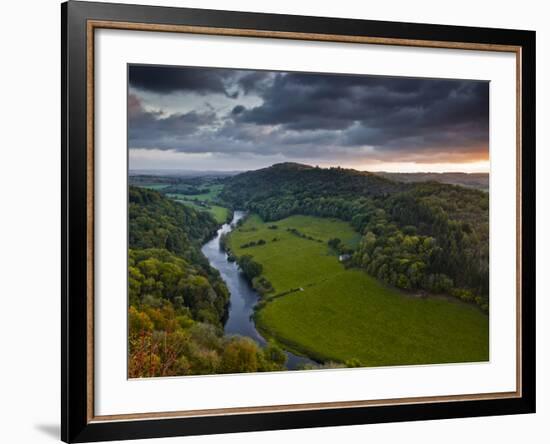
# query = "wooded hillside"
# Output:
<box><xmin>222</xmin><ymin>163</ymin><xmax>489</xmax><ymax>310</ymax></box>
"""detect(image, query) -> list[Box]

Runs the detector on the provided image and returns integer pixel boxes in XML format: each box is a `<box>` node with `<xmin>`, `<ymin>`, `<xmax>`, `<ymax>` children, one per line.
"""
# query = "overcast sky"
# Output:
<box><xmin>128</xmin><ymin>65</ymin><xmax>489</xmax><ymax>173</ymax></box>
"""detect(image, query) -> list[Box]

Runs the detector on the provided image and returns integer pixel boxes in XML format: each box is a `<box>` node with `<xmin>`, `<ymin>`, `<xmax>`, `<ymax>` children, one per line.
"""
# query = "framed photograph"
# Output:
<box><xmin>61</xmin><ymin>1</ymin><xmax>536</xmax><ymax>442</ymax></box>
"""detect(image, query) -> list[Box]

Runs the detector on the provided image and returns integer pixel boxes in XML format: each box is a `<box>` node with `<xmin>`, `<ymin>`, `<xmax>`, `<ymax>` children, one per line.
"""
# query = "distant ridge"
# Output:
<box><xmin>129</xmin><ymin>169</ymin><xmax>241</xmax><ymax>177</ymax></box>
<box><xmin>375</xmin><ymin>171</ymin><xmax>489</xmax><ymax>191</ymax></box>
<box><xmin>130</xmin><ymin>164</ymin><xmax>489</xmax><ymax>191</ymax></box>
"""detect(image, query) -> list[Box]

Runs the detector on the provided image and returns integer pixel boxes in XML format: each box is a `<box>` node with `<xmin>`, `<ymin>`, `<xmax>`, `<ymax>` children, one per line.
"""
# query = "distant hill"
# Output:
<box><xmin>221</xmin><ymin>162</ymin><xmax>404</xmax><ymax>211</ymax></box>
<box><xmin>375</xmin><ymin>172</ymin><xmax>489</xmax><ymax>191</ymax></box>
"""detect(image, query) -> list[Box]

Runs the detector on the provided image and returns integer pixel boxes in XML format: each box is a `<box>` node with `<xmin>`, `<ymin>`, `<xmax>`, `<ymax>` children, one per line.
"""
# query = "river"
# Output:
<box><xmin>201</xmin><ymin>210</ymin><xmax>316</xmax><ymax>370</ymax></box>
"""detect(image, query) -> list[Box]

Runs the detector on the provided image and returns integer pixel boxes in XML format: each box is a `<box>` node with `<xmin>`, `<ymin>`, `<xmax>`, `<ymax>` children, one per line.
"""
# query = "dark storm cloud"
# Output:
<box><xmin>235</xmin><ymin>73</ymin><xmax>489</xmax><ymax>152</ymax></box>
<box><xmin>128</xmin><ymin>93</ymin><xmax>343</xmax><ymax>158</ymax></box>
<box><xmin>128</xmin><ymin>65</ymin><xmax>489</xmax><ymax>163</ymax></box>
<box><xmin>129</xmin><ymin>65</ymin><xmax>238</xmax><ymax>97</ymax></box>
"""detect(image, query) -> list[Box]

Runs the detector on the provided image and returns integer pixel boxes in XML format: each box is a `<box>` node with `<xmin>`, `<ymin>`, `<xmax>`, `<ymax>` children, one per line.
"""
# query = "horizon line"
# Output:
<box><xmin>129</xmin><ymin>164</ymin><xmax>490</xmax><ymax>175</ymax></box>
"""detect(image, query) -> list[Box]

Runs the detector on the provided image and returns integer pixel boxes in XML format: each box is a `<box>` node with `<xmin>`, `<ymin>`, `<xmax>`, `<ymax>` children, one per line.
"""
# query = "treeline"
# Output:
<box><xmin>128</xmin><ymin>187</ymin><xmax>287</xmax><ymax>377</ymax></box>
<box><xmin>221</xmin><ymin>163</ymin><xmax>489</xmax><ymax>311</ymax></box>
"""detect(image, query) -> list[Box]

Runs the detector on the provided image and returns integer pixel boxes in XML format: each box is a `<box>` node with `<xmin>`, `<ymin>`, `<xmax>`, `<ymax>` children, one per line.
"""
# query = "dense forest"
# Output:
<box><xmin>128</xmin><ymin>187</ymin><xmax>287</xmax><ymax>377</ymax></box>
<box><xmin>221</xmin><ymin>163</ymin><xmax>489</xmax><ymax>311</ymax></box>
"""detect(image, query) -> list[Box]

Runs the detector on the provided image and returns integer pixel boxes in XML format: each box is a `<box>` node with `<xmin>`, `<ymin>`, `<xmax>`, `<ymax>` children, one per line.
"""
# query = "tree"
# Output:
<box><xmin>262</xmin><ymin>342</ymin><xmax>287</xmax><ymax>368</ymax></box>
<box><xmin>237</xmin><ymin>255</ymin><xmax>263</xmax><ymax>281</ymax></box>
<box><xmin>328</xmin><ymin>238</ymin><xmax>342</xmax><ymax>250</ymax></box>
<box><xmin>221</xmin><ymin>337</ymin><xmax>260</xmax><ymax>373</ymax></box>
<box><xmin>396</xmin><ymin>274</ymin><xmax>411</xmax><ymax>290</ymax></box>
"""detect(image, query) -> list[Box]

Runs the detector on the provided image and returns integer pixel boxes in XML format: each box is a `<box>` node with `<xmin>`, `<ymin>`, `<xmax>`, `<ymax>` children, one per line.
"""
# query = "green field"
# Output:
<box><xmin>208</xmin><ymin>205</ymin><xmax>230</xmax><ymax>224</ymax></box>
<box><xmin>228</xmin><ymin>214</ymin><xmax>489</xmax><ymax>367</ymax></box>
<box><xmin>164</xmin><ymin>184</ymin><xmax>229</xmax><ymax>224</ymax></box>
<box><xmin>172</xmin><ymin>199</ymin><xmax>229</xmax><ymax>224</ymax></box>
<box><xmin>166</xmin><ymin>184</ymin><xmax>224</xmax><ymax>202</ymax></box>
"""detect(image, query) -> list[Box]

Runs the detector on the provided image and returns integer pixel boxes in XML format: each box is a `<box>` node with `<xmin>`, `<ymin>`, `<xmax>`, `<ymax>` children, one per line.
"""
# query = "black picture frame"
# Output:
<box><xmin>61</xmin><ymin>1</ymin><xmax>536</xmax><ymax>442</ymax></box>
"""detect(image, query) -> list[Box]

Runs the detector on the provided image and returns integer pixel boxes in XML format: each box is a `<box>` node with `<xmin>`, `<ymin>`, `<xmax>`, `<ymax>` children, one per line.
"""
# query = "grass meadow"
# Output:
<box><xmin>228</xmin><ymin>214</ymin><xmax>489</xmax><ymax>367</ymax></box>
<box><xmin>166</xmin><ymin>183</ymin><xmax>224</xmax><ymax>202</ymax></box>
<box><xmin>171</xmin><ymin>199</ymin><xmax>230</xmax><ymax>224</ymax></box>
<box><xmin>161</xmin><ymin>183</ymin><xmax>229</xmax><ymax>224</ymax></box>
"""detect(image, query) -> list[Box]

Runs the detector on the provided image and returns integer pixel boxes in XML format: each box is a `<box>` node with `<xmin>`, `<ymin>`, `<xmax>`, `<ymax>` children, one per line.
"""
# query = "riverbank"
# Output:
<box><xmin>201</xmin><ymin>211</ymin><xmax>317</xmax><ymax>370</ymax></box>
